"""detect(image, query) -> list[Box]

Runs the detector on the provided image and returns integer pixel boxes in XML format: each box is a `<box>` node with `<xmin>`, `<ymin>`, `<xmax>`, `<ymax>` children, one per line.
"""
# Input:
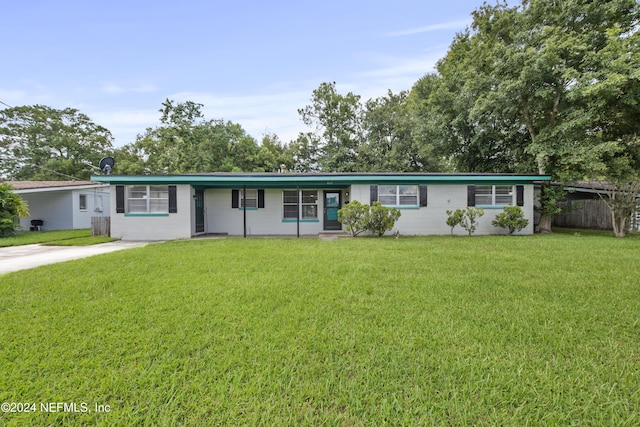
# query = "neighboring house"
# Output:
<box><xmin>91</xmin><ymin>173</ymin><xmax>550</xmax><ymax>240</ymax></box>
<box><xmin>8</xmin><ymin>181</ymin><xmax>111</xmax><ymax>231</ymax></box>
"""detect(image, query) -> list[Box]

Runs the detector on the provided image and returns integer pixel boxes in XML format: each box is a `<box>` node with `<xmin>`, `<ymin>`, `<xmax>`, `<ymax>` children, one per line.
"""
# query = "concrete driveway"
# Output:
<box><xmin>0</xmin><ymin>241</ymin><xmax>150</xmax><ymax>275</ymax></box>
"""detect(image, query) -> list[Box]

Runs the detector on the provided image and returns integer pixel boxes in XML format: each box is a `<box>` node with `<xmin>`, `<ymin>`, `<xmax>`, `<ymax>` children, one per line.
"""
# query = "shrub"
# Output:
<box><xmin>446</xmin><ymin>209</ymin><xmax>465</xmax><ymax>235</ymax></box>
<box><xmin>492</xmin><ymin>205</ymin><xmax>529</xmax><ymax>235</ymax></box>
<box><xmin>337</xmin><ymin>200</ymin><xmax>370</xmax><ymax>237</ymax></box>
<box><xmin>460</xmin><ymin>207</ymin><xmax>484</xmax><ymax>236</ymax></box>
<box><xmin>338</xmin><ymin>201</ymin><xmax>401</xmax><ymax>237</ymax></box>
<box><xmin>0</xmin><ymin>183</ymin><xmax>29</xmax><ymax>237</ymax></box>
<box><xmin>368</xmin><ymin>201</ymin><xmax>401</xmax><ymax>237</ymax></box>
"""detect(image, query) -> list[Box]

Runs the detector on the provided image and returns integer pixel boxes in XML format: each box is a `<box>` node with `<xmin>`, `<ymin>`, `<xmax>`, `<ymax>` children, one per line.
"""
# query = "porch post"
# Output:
<box><xmin>243</xmin><ymin>185</ymin><xmax>247</xmax><ymax>238</ymax></box>
<box><xmin>296</xmin><ymin>184</ymin><xmax>300</xmax><ymax>238</ymax></box>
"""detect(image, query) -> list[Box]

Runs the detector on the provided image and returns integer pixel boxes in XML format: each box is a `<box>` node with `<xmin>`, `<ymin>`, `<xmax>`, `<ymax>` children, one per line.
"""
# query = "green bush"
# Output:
<box><xmin>446</xmin><ymin>207</ymin><xmax>485</xmax><ymax>236</ymax></box>
<box><xmin>338</xmin><ymin>201</ymin><xmax>401</xmax><ymax>237</ymax></box>
<box><xmin>0</xmin><ymin>183</ymin><xmax>29</xmax><ymax>237</ymax></box>
<box><xmin>446</xmin><ymin>209</ymin><xmax>465</xmax><ymax>235</ymax></box>
<box><xmin>337</xmin><ymin>200</ymin><xmax>370</xmax><ymax>237</ymax></box>
<box><xmin>492</xmin><ymin>205</ymin><xmax>529</xmax><ymax>235</ymax></box>
<box><xmin>460</xmin><ymin>207</ymin><xmax>485</xmax><ymax>236</ymax></box>
<box><xmin>368</xmin><ymin>201</ymin><xmax>401</xmax><ymax>237</ymax></box>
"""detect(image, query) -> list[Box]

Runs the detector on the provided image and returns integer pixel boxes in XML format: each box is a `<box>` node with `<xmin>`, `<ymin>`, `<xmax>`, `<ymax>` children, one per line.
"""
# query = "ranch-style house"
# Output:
<box><xmin>91</xmin><ymin>173</ymin><xmax>551</xmax><ymax>240</ymax></box>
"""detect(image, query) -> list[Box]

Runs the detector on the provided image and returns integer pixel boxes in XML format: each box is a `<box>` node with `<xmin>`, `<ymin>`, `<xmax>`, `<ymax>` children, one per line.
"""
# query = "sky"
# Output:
<box><xmin>2</xmin><ymin>0</ymin><xmax>500</xmax><ymax>148</ymax></box>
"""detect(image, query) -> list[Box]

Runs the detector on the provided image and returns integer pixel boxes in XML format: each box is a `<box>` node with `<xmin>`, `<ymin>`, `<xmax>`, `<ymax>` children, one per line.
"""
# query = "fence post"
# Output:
<box><xmin>91</xmin><ymin>217</ymin><xmax>110</xmax><ymax>236</ymax></box>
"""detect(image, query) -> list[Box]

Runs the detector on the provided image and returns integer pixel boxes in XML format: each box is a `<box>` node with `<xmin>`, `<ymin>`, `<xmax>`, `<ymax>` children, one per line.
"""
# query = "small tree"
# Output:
<box><xmin>596</xmin><ymin>180</ymin><xmax>640</xmax><ymax>238</ymax></box>
<box><xmin>0</xmin><ymin>183</ymin><xmax>29</xmax><ymax>237</ymax></box>
<box><xmin>338</xmin><ymin>200</ymin><xmax>370</xmax><ymax>237</ymax></box>
<box><xmin>537</xmin><ymin>184</ymin><xmax>566</xmax><ymax>234</ymax></box>
<box><xmin>367</xmin><ymin>201</ymin><xmax>401</xmax><ymax>237</ymax></box>
<box><xmin>446</xmin><ymin>209</ymin><xmax>465</xmax><ymax>235</ymax></box>
<box><xmin>460</xmin><ymin>207</ymin><xmax>484</xmax><ymax>236</ymax></box>
<box><xmin>492</xmin><ymin>206</ymin><xmax>529</xmax><ymax>235</ymax></box>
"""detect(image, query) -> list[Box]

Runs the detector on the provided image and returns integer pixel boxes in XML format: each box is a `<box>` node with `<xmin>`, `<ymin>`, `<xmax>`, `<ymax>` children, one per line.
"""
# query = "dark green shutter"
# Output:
<box><xmin>231</xmin><ymin>189</ymin><xmax>239</xmax><ymax>208</ymax></box>
<box><xmin>370</xmin><ymin>185</ymin><xmax>378</xmax><ymax>204</ymax></box>
<box><xmin>467</xmin><ymin>185</ymin><xmax>476</xmax><ymax>207</ymax></box>
<box><xmin>516</xmin><ymin>185</ymin><xmax>524</xmax><ymax>206</ymax></box>
<box><xmin>168</xmin><ymin>186</ymin><xmax>177</xmax><ymax>213</ymax></box>
<box><xmin>116</xmin><ymin>185</ymin><xmax>125</xmax><ymax>213</ymax></box>
<box><xmin>258</xmin><ymin>189</ymin><xmax>265</xmax><ymax>208</ymax></box>
<box><xmin>419</xmin><ymin>185</ymin><xmax>428</xmax><ymax>207</ymax></box>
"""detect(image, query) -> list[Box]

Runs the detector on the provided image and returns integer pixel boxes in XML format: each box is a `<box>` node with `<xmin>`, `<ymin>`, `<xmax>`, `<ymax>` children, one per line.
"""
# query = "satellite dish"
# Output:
<box><xmin>99</xmin><ymin>157</ymin><xmax>115</xmax><ymax>175</ymax></box>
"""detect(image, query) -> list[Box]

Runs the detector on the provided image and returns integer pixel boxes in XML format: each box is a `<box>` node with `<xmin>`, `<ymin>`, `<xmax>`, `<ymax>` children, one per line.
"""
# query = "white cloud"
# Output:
<box><xmin>90</xmin><ymin>109</ymin><xmax>161</xmax><ymax>146</ymax></box>
<box><xmin>90</xmin><ymin>44</ymin><xmax>451</xmax><ymax>148</ymax></box>
<box><xmin>100</xmin><ymin>83</ymin><xmax>158</xmax><ymax>95</ymax></box>
<box><xmin>170</xmin><ymin>89</ymin><xmax>313</xmax><ymax>143</ymax></box>
<box><xmin>348</xmin><ymin>50</ymin><xmax>446</xmax><ymax>100</ymax></box>
<box><xmin>385</xmin><ymin>18</ymin><xmax>471</xmax><ymax>37</ymax></box>
<box><xmin>0</xmin><ymin>86</ymin><xmax>55</xmax><ymax>107</ymax></box>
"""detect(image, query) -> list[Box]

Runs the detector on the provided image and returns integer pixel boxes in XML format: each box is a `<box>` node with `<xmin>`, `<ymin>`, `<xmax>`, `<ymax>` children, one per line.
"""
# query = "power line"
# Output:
<box><xmin>31</xmin><ymin>164</ymin><xmax>85</xmax><ymax>181</ymax></box>
<box><xmin>0</xmin><ymin>100</ymin><xmax>12</xmax><ymax>108</ymax></box>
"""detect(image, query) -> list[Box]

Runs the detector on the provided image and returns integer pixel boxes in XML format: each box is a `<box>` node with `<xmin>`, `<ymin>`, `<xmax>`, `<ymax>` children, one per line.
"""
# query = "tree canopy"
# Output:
<box><xmin>0</xmin><ymin>105</ymin><xmax>113</xmax><ymax>180</ymax></box>
<box><xmin>410</xmin><ymin>0</ymin><xmax>640</xmax><ymax>181</ymax></box>
<box><xmin>293</xmin><ymin>82</ymin><xmax>444</xmax><ymax>172</ymax></box>
<box><xmin>407</xmin><ymin>0</ymin><xmax>640</xmax><ymax>232</ymax></box>
<box><xmin>113</xmin><ymin>100</ymin><xmax>293</xmax><ymax>174</ymax></box>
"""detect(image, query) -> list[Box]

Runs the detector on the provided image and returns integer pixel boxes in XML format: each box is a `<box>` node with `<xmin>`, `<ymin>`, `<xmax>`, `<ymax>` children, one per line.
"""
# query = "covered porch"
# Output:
<box><xmin>192</xmin><ymin>181</ymin><xmax>350</xmax><ymax>238</ymax></box>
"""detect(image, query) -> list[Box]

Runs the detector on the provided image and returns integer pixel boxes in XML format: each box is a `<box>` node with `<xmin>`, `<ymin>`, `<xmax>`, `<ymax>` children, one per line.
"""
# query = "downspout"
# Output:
<box><xmin>243</xmin><ymin>185</ymin><xmax>247</xmax><ymax>238</ymax></box>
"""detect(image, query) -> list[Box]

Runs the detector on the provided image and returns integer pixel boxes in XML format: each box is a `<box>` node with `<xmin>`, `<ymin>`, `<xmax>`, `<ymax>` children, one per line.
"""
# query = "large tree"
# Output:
<box><xmin>0</xmin><ymin>105</ymin><xmax>113</xmax><ymax>180</ymax></box>
<box><xmin>412</xmin><ymin>0</ymin><xmax>640</xmax><ymax>232</ymax></box>
<box><xmin>297</xmin><ymin>82</ymin><xmax>363</xmax><ymax>172</ymax></box>
<box><xmin>255</xmin><ymin>133</ymin><xmax>295</xmax><ymax>172</ymax></box>
<box><xmin>361</xmin><ymin>90</ymin><xmax>444</xmax><ymax>172</ymax></box>
<box><xmin>114</xmin><ymin>99</ymin><xmax>278</xmax><ymax>174</ymax></box>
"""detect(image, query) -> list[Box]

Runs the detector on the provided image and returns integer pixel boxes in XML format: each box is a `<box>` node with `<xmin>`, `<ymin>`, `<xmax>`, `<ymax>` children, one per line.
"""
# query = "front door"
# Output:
<box><xmin>323</xmin><ymin>191</ymin><xmax>342</xmax><ymax>231</ymax></box>
<box><xmin>195</xmin><ymin>189</ymin><xmax>205</xmax><ymax>233</ymax></box>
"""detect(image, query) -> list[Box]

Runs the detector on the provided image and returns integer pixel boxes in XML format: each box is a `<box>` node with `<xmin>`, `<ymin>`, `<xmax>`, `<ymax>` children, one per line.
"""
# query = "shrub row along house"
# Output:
<box><xmin>90</xmin><ymin>173</ymin><xmax>550</xmax><ymax>240</ymax></box>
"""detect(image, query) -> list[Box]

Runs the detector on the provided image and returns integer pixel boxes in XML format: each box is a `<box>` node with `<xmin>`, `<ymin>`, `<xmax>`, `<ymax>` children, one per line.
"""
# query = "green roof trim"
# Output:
<box><xmin>92</xmin><ymin>173</ymin><xmax>551</xmax><ymax>188</ymax></box>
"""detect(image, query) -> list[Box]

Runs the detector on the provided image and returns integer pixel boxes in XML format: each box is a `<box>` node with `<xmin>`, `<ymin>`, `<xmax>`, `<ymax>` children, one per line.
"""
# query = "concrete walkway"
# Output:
<box><xmin>0</xmin><ymin>241</ymin><xmax>150</xmax><ymax>275</ymax></box>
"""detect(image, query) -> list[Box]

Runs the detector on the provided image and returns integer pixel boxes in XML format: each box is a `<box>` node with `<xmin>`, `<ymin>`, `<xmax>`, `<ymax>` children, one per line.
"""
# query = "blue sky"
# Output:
<box><xmin>3</xmin><ymin>0</ymin><xmax>498</xmax><ymax>147</ymax></box>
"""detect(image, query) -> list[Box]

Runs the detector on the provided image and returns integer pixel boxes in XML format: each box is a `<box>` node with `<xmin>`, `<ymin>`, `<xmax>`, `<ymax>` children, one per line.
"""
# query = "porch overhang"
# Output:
<box><xmin>91</xmin><ymin>172</ymin><xmax>551</xmax><ymax>188</ymax></box>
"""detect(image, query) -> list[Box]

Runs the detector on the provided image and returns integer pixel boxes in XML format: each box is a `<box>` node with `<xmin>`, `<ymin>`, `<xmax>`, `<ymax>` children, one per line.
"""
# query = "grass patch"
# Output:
<box><xmin>0</xmin><ymin>235</ymin><xmax>639</xmax><ymax>425</ymax></box>
<box><xmin>41</xmin><ymin>236</ymin><xmax>118</xmax><ymax>246</ymax></box>
<box><xmin>0</xmin><ymin>229</ymin><xmax>91</xmax><ymax>247</ymax></box>
<box><xmin>0</xmin><ymin>229</ymin><xmax>116</xmax><ymax>247</ymax></box>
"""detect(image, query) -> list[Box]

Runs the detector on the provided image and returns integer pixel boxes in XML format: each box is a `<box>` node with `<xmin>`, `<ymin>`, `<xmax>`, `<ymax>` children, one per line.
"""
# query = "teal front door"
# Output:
<box><xmin>323</xmin><ymin>191</ymin><xmax>342</xmax><ymax>231</ymax></box>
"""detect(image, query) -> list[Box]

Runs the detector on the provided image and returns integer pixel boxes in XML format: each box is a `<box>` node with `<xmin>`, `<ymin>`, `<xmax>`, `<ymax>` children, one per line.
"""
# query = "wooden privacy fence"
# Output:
<box><xmin>91</xmin><ymin>216</ymin><xmax>110</xmax><ymax>236</ymax></box>
<box><xmin>553</xmin><ymin>199</ymin><xmax>613</xmax><ymax>230</ymax></box>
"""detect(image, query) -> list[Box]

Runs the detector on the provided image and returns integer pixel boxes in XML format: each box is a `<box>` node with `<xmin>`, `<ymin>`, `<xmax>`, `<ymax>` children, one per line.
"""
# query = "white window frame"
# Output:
<box><xmin>476</xmin><ymin>185</ymin><xmax>514</xmax><ymax>206</ymax></box>
<box><xmin>127</xmin><ymin>185</ymin><xmax>169</xmax><ymax>213</ymax></box>
<box><xmin>378</xmin><ymin>185</ymin><xmax>418</xmax><ymax>207</ymax></box>
<box><xmin>240</xmin><ymin>189</ymin><xmax>258</xmax><ymax>209</ymax></box>
<box><xmin>79</xmin><ymin>194</ymin><xmax>87</xmax><ymax>211</ymax></box>
<box><xmin>282</xmin><ymin>190</ymin><xmax>318</xmax><ymax>220</ymax></box>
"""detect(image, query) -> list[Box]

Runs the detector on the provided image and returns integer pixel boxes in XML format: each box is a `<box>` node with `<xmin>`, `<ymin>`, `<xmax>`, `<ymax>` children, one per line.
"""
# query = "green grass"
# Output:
<box><xmin>0</xmin><ymin>229</ymin><xmax>116</xmax><ymax>247</ymax></box>
<box><xmin>552</xmin><ymin>227</ymin><xmax>640</xmax><ymax>238</ymax></box>
<box><xmin>40</xmin><ymin>236</ymin><xmax>118</xmax><ymax>246</ymax></box>
<box><xmin>0</xmin><ymin>235</ymin><xmax>638</xmax><ymax>425</ymax></box>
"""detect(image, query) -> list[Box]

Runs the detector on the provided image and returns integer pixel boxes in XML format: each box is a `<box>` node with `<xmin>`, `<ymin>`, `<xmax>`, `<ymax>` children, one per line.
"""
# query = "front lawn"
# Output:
<box><xmin>0</xmin><ymin>235</ymin><xmax>638</xmax><ymax>425</ymax></box>
<box><xmin>0</xmin><ymin>229</ymin><xmax>116</xmax><ymax>247</ymax></box>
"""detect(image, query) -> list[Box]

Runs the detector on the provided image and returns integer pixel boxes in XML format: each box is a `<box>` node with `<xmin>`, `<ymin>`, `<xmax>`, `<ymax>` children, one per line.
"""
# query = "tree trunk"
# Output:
<box><xmin>612</xmin><ymin>212</ymin><xmax>628</xmax><ymax>238</ymax></box>
<box><xmin>538</xmin><ymin>214</ymin><xmax>553</xmax><ymax>234</ymax></box>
